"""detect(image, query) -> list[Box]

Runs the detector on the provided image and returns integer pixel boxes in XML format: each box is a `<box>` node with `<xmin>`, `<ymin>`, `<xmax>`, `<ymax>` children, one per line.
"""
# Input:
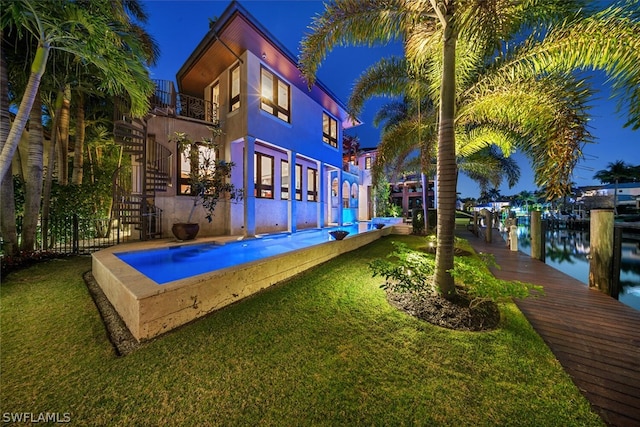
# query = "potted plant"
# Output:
<box><xmin>170</xmin><ymin>129</ymin><xmax>242</xmax><ymax>240</ymax></box>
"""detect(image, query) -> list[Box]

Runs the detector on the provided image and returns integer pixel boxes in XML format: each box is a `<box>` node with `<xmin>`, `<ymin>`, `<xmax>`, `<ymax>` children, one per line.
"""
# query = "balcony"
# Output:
<box><xmin>150</xmin><ymin>80</ymin><xmax>218</xmax><ymax>124</ymax></box>
<box><xmin>343</xmin><ymin>162</ymin><xmax>359</xmax><ymax>176</ymax></box>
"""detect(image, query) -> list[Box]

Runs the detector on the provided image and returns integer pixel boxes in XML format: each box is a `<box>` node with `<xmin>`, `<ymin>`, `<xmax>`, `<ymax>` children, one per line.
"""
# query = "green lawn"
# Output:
<box><xmin>0</xmin><ymin>235</ymin><xmax>603</xmax><ymax>426</ymax></box>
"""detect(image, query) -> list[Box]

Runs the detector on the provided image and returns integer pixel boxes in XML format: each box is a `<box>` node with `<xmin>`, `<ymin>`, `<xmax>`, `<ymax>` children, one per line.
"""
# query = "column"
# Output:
<box><xmin>288</xmin><ymin>151</ymin><xmax>297</xmax><ymax>233</ymax></box>
<box><xmin>318</xmin><ymin>161</ymin><xmax>325</xmax><ymax>228</ymax></box>
<box><xmin>337</xmin><ymin>169</ymin><xmax>343</xmax><ymax>226</ymax></box>
<box><xmin>243</xmin><ymin>136</ymin><xmax>256</xmax><ymax>237</ymax></box>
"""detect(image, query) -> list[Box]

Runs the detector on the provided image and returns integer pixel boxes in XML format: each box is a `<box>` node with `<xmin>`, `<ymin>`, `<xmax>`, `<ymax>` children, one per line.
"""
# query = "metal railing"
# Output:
<box><xmin>151</xmin><ymin>79</ymin><xmax>218</xmax><ymax>123</ymax></box>
<box><xmin>11</xmin><ymin>214</ymin><xmax>127</xmax><ymax>255</ymax></box>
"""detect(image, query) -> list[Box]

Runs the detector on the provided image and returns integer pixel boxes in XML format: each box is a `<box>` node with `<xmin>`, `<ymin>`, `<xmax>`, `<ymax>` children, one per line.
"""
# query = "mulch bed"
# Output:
<box><xmin>387</xmin><ymin>289</ymin><xmax>501</xmax><ymax>332</ymax></box>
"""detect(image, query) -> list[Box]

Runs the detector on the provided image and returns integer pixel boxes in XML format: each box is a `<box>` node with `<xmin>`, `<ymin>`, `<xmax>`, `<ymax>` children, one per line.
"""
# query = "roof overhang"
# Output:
<box><xmin>176</xmin><ymin>1</ymin><xmax>359</xmax><ymax>128</ymax></box>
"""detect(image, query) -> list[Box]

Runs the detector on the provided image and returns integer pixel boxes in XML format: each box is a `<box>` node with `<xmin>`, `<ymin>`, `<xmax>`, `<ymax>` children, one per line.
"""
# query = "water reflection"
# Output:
<box><xmin>511</xmin><ymin>225</ymin><xmax>640</xmax><ymax>311</ymax></box>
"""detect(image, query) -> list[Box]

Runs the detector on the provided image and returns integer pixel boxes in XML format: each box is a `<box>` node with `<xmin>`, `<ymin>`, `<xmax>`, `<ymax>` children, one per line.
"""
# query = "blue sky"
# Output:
<box><xmin>142</xmin><ymin>0</ymin><xmax>639</xmax><ymax>199</ymax></box>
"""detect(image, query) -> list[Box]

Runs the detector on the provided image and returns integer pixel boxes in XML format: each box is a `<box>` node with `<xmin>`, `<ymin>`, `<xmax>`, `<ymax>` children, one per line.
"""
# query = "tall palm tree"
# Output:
<box><xmin>348</xmin><ymin>52</ymin><xmax>580</xmax><ymax>294</ymax></box>
<box><xmin>2</xmin><ymin>0</ymin><xmax>158</xmax><ymax>250</ymax></box>
<box><xmin>516</xmin><ymin>190</ymin><xmax>537</xmax><ymax>213</ymax></box>
<box><xmin>300</xmin><ymin>0</ymin><xmax>640</xmax><ymax>297</ymax></box>
<box><xmin>0</xmin><ymin>0</ymin><xmax>155</xmax><ymax>180</ymax></box>
<box><xmin>0</xmin><ymin>44</ymin><xmax>18</xmax><ymax>256</ymax></box>
<box><xmin>594</xmin><ymin>160</ymin><xmax>636</xmax><ymax>214</ymax></box>
<box><xmin>370</xmin><ymin>95</ymin><xmax>520</xmax><ymax>223</ymax></box>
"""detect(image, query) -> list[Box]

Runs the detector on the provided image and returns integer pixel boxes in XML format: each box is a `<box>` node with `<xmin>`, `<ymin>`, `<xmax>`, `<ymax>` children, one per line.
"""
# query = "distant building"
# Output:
<box><xmin>577</xmin><ymin>182</ymin><xmax>640</xmax><ymax>211</ymax></box>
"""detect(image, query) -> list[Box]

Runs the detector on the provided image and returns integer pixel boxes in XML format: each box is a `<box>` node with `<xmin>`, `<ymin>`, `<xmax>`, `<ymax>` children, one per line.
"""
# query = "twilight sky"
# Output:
<box><xmin>142</xmin><ymin>0</ymin><xmax>639</xmax><ymax>199</ymax></box>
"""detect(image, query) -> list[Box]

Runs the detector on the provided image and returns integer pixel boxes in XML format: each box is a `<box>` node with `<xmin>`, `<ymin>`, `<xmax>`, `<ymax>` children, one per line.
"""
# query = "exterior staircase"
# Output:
<box><xmin>112</xmin><ymin>117</ymin><xmax>171</xmax><ymax>241</ymax></box>
<box><xmin>111</xmin><ymin>79</ymin><xmax>217</xmax><ymax>241</ymax></box>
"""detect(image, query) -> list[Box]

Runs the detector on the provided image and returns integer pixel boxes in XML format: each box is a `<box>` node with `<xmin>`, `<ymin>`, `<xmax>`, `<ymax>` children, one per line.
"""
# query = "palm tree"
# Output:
<box><xmin>594</xmin><ymin>160</ymin><xmax>637</xmax><ymax>214</ymax></box>
<box><xmin>371</xmin><ymin>97</ymin><xmax>521</xmax><ymax>222</ymax></box>
<box><xmin>300</xmin><ymin>0</ymin><xmax>640</xmax><ymax>297</ymax></box>
<box><xmin>0</xmin><ymin>0</ymin><xmax>155</xmax><ymax>180</ymax></box>
<box><xmin>2</xmin><ymin>0</ymin><xmax>158</xmax><ymax>250</ymax></box>
<box><xmin>0</xmin><ymin>46</ymin><xmax>18</xmax><ymax>256</ymax></box>
<box><xmin>516</xmin><ymin>190</ymin><xmax>537</xmax><ymax>213</ymax></box>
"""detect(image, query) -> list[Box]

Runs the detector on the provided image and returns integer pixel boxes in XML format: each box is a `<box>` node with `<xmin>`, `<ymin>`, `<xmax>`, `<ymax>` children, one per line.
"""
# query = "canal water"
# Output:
<box><xmin>510</xmin><ymin>225</ymin><xmax>640</xmax><ymax>311</ymax></box>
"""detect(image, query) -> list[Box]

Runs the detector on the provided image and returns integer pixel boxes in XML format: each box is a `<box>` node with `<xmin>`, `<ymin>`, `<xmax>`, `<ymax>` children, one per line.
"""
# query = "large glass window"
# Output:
<box><xmin>295</xmin><ymin>164</ymin><xmax>302</xmax><ymax>201</ymax></box>
<box><xmin>323</xmin><ymin>112</ymin><xmax>338</xmax><ymax>148</ymax></box>
<box><xmin>307</xmin><ymin>168</ymin><xmax>318</xmax><ymax>202</ymax></box>
<box><xmin>178</xmin><ymin>144</ymin><xmax>216</xmax><ymax>195</ymax></box>
<box><xmin>254</xmin><ymin>152</ymin><xmax>274</xmax><ymax>198</ymax></box>
<box><xmin>281</xmin><ymin>160</ymin><xmax>289</xmax><ymax>199</ymax></box>
<box><xmin>261</xmin><ymin>67</ymin><xmax>290</xmax><ymax>122</ymax></box>
<box><xmin>230</xmin><ymin>64</ymin><xmax>240</xmax><ymax>112</ymax></box>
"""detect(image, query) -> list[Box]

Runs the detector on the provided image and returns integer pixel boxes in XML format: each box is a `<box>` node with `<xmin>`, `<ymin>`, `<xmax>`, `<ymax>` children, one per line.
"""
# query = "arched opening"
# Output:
<box><xmin>342</xmin><ymin>181</ymin><xmax>350</xmax><ymax>208</ymax></box>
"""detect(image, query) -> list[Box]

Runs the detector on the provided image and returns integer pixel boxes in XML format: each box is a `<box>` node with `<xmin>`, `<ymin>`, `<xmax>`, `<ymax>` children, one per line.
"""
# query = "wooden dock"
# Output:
<box><xmin>459</xmin><ymin>228</ymin><xmax>640</xmax><ymax>427</ymax></box>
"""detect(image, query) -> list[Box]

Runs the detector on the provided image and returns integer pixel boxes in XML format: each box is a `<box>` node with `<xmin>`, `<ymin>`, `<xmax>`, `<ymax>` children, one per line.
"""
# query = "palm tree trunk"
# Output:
<box><xmin>0</xmin><ymin>37</ymin><xmax>19</xmax><ymax>256</ymax></box>
<box><xmin>0</xmin><ymin>168</ymin><xmax>18</xmax><ymax>256</ymax></box>
<box><xmin>72</xmin><ymin>92</ymin><xmax>85</xmax><ymax>185</ymax></box>
<box><xmin>41</xmin><ymin>91</ymin><xmax>64</xmax><ymax>249</ymax></box>
<box><xmin>434</xmin><ymin>20</ymin><xmax>458</xmax><ymax>297</ymax></box>
<box><xmin>57</xmin><ymin>85</ymin><xmax>71</xmax><ymax>185</ymax></box>
<box><xmin>21</xmin><ymin>88</ymin><xmax>44</xmax><ymax>251</ymax></box>
<box><xmin>0</xmin><ymin>41</ymin><xmax>49</xmax><ymax>180</ymax></box>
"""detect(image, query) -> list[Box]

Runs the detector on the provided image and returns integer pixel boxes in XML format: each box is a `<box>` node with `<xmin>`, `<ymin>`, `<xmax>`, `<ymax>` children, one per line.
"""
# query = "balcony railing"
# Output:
<box><xmin>343</xmin><ymin>162</ymin><xmax>359</xmax><ymax>176</ymax></box>
<box><xmin>150</xmin><ymin>79</ymin><xmax>218</xmax><ymax>124</ymax></box>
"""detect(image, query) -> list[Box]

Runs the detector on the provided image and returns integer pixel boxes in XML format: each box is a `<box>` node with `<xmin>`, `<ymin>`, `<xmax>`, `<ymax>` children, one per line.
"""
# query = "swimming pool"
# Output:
<box><xmin>116</xmin><ymin>224</ymin><xmax>369</xmax><ymax>284</ymax></box>
<box><xmin>92</xmin><ymin>223</ymin><xmax>399</xmax><ymax>341</ymax></box>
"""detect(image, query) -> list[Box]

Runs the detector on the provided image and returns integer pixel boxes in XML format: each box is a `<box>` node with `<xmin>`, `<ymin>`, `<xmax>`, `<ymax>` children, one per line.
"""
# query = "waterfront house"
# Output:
<box><xmin>113</xmin><ymin>1</ymin><xmax>360</xmax><ymax>239</ymax></box>
<box><xmin>577</xmin><ymin>182</ymin><xmax>640</xmax><ymax>212</ymax></box>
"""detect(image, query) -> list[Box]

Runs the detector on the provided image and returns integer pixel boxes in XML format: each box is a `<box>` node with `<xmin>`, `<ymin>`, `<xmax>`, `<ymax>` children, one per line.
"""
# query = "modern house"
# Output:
<box><xmin>576</xmin><ymin>182</ymin><xmax>640</xmax><ymax>212</ymax></box>
<box><xmin>113</xmin><ymin>1</ymin><xmax>362</xmax><ymax>240</ymax></box>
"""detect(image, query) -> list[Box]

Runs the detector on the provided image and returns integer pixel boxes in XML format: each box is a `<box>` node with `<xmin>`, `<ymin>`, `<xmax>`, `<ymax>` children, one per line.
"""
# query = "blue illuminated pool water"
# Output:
<box><xmin>116</xmin><ymin>224</ymin><xmax>374</xmax><ymax>285</ymax></box>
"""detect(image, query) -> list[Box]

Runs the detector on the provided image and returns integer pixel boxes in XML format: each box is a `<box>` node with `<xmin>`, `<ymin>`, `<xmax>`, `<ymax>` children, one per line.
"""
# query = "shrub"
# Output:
<box><xmin>369</xmin><ymin>242</ymin><xmax>436</xmax><ymax>294</ymax></box>
<box><xmin>369</xmin><ymin>239</ymin><xmax>542</xmax><ymax>306</ymax></box>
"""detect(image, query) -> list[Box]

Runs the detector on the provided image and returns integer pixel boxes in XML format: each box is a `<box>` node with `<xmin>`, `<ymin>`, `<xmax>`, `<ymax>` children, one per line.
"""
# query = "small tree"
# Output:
<box><xmin>373</xmin><ymin>175</ymin><xmax>392</xmax><ymax>217</ymax></box>
<box><xmin>170</xmin><ymin>130</ymin><xmax>242</xmax><ymax>223</ymax></box>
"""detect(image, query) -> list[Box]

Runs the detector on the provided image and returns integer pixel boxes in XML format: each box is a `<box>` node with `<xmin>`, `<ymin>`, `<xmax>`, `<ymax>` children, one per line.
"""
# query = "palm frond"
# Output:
<box><xmin>482</xmin><ymin>1</ymin><xmax>640</xmax><ymax>129</ymax></box>
<box><xmin>299</xmin><ymin>0</ymin><xmax>410</xmax><ymax>85</ymax></box>
<box><xmin>455</xmin><ymin>125</ymin><xmax>517</xmax><ymax>158</ymax></box>
<box><xmin>348</xmin><ymin>56</ymin><xmax>411</xmax><ymax>117</ymax></box>
<box><xmin>460</xmin><ymin>146</ymin><xmax>521</xmax><ymax>193</ymax></box>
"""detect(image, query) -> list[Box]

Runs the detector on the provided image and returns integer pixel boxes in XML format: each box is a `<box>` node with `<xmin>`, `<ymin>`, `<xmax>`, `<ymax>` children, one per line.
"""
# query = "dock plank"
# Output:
<box><xmin>460</xmin><ymin>229</ymin><xmax>640</xmax><ymax>427</ymax></box>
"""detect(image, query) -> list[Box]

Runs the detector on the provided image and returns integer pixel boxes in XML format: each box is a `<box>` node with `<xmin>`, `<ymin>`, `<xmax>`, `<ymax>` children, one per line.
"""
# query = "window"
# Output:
<box><xmin>295</xmin><ymin>164</ymin><xmax>302</xmax><ymax>201</ymax></box>
<box><xmin>209</xmin><ymin>82</ymin><xmax>219</xmax><ymax>122</ymax></box>
<box><xmin>323</xmin><ymin>112</ymin><xmax>338</xmax><ymax>148</ymax></box>
<box><xmin>365</xmin><ymin>156</ymin><xmax>372</xmax><ymax>170</ymax></box>
<box><xmin>210</xmin><ymin>82</ymin><xmax>220</xmax><ymax>106</ymax></box>
<box><xmin>254</xmin><ymin>153</ymin><xmax>274</xmax><ymax>198</ymax></box>
<box><xmin>307</xmin><ymin>168</ymin><xmax>318</xmax><ymax>202</ymax></box>
<box><xmin>261</xmin><ymin>67</ymin><xmax>290</xmax><ymax>122</ymax></box>
<box><xmin>281</xmin><ymin>160</ymin><xmax>289</xmax><ymax>199</ymax></box>
<box><xmin>230</xmin><ymin>64</ymin><xmax>240</xmax><ymax>112</ymax></box>
<box><xmin>178</xmin><ymin>144</ymin><xmax>216</xmax><ymax>195</ymax></box>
